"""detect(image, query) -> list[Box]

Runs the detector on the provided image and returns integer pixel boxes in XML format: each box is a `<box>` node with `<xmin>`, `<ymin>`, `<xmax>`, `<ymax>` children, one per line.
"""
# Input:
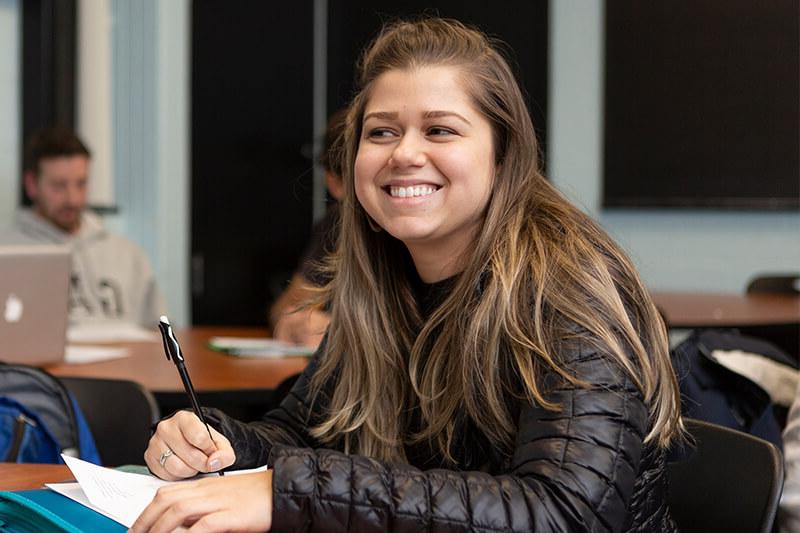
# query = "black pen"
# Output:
<box><xmin>158</xmin><ymin>315</ymin><xmax>224</xmax><ymax>476</ymax></box>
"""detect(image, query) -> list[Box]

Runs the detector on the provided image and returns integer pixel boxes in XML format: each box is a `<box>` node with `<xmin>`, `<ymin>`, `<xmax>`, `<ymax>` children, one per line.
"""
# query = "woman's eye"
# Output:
<box><xmin>428</xmin><ymin>127</ymin><xmax>455</xmax><ymax>137</ymax></box>
<box><xmin>367</xmin><ymin>128</ymin><xmax>395</xmax><ymax>139</ymax></box>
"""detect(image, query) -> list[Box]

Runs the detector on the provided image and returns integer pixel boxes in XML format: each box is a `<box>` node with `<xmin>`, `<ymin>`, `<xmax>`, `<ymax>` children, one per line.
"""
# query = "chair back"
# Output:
<box><xmin>59</xmin><ymin>377</ymin><xmax>160</xmax><ymax>466</ymax></box>
<box><xmin>742</xmin><ymin>273</ymin><xmax>800</xmax><ymax>358</ymax></box>
<box><xmin>667</xmin><ymin>418</ymin><xmax>784</xmax><ymax>533</ymax></box>
<box><xmin>746</xmin><ymin>273</ymin><xmax>800</xmax><ymax>295</ymax></box>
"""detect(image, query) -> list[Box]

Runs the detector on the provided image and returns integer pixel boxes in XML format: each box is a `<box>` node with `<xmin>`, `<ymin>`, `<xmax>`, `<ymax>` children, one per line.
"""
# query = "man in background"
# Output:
<box><xmin>8</xmin><ymin>126</ymin><xmax>166</xmax><ymax>328</ymax></box>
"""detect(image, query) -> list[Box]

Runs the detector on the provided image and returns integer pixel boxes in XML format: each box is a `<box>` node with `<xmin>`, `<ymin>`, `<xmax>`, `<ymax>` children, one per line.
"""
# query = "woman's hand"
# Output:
<box><xmin>130</xmin><ymin>470</ymin><xmax>273</xmax><ymax>532</ymax></box>
<box><xmin>145</xmin><ymin>411</ymin><xmax>236</xmax><ymax>480</ymax></box>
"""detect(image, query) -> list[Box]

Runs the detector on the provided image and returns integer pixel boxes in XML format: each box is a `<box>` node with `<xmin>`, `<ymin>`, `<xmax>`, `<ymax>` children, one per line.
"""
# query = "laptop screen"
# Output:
<box><xmin>0</xmin><ymin>245</ymin><xmax>71</xmax><ymax>365</ymax></box>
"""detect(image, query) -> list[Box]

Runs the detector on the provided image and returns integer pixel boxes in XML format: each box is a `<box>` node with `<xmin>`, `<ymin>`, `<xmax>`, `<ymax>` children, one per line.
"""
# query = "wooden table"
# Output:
<box><xmin>0</xmin><ymin>463</ymin><xmax>73</xmax><ymax>490</ymax></box>
<box><xmin>652</xmin><ymin>292</ymin><xmax>800</xmax><ymax>329</ymax></box>
<box><xmin>43</xmin><ymin>326</ymin><xmax>311</xmax><ymax>419</ymax></box>
<box><xmin>43</xmin><ymin>326</ymin><xmax>309</xmax><ymax>394</ymax></box>
<box><xmin>38</xmin><ymin>298</ymin><xmax>797</xmax><ymax>391</ymax></box>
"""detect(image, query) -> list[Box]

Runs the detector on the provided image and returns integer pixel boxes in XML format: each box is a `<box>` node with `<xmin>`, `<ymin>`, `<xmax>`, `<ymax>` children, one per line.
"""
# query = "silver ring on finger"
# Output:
<box><xmin>159</xmin><ymin>448</ymin><xmax>174</xmax><ymax>467</ymax></box>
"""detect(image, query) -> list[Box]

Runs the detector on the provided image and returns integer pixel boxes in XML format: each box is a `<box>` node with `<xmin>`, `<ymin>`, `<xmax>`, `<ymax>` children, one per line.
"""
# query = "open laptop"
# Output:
<box><xmin>0</xmin><ymin>244</ymin><xmax>71</xmax><ymax>365</ymax></box>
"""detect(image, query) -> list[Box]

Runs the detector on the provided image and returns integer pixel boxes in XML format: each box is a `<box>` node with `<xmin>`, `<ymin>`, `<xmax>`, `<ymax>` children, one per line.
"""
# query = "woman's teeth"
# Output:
<box><xmin>388</xmin><ymin>185</ymin><xmax>437</xmax><ymax>198</ymax></box>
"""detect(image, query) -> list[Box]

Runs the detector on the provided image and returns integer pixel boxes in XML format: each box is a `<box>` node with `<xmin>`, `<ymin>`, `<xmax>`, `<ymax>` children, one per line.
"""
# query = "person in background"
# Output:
<box><xmin>269</xmin><ymin>109</ymin><xmax>346</xmax><ymax>349</ymax></box>
<box><xmin>133</xmin><ymin>18</ymin><xmax>683</xmax><ymax>532</ymax></box>
<box><xmin>9</xmin><ymin>126</ymin><xmax>166</xmax><ymax>328</ymax></box>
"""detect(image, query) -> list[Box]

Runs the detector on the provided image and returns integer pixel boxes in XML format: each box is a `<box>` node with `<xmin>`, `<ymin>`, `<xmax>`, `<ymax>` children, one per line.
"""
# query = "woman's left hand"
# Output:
<box><xmin>129</xmin><ymin>470</ymin><xmax>273</xmax><ymax>532</ymax></box>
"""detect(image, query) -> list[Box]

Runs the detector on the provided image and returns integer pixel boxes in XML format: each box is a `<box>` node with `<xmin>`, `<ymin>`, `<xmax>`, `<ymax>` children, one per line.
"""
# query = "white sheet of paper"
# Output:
<box><xmin>49</xmin><ymin>455</ymin><xmax>269</xmax><ymax>527</ymax></box>
<box><xmin>67</xmin><ymin>321</ymin><xmax>160</xmax><ymax>343</ymax></box>
<box><xmin>64</xmin><ymin>345</ymin><xmax>130</xmax><ymax>364</ymax></box>
<box><xmin>59</xmin><ymin>455</ymin><xmax>170</xmax><ymax>526</ymax></box>
<box><xmin>45</xmin><ymin>482</ymin><xmax>126</xmax><ymax>524</ymax></box>
<box><xmin>208</xmin><ymin>336</ymin><xmax>314</xmax><ymax>357</ymax></box>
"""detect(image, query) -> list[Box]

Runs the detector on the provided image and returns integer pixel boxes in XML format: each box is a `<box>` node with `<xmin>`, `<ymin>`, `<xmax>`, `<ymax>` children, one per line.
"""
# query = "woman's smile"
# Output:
<box><xmin>385</xmin><ymin>183</ymin><xmax>440</xmax><ymax>199</ymax></box>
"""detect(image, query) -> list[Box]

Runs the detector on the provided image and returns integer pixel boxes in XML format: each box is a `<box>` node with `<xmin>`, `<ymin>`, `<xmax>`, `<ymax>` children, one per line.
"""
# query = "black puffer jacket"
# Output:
<box><xmin>205</xmin><ymin>340</ymin><xmax>676</xmax><ymax>532</ymax></box>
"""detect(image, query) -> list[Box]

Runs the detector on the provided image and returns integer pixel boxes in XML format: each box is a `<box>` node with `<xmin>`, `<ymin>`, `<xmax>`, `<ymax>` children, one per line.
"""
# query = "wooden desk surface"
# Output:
<box><xmin>0</xmin><ymin>463</ymin><xmax>73</xmax><ymax>490</ymax></box>
<box><xmin>652</xmin><ymin>291</ymin><xmax>800</xmax><ymax>328</ymax></box>
<box><xmin>38</xmin><ymin>294</ymin><xmax>797</xmax><ymax>394</ymax></box>
<box><xmin>44</xmin><ymin>326</ymin><xmax>309</xmax><ymax>394</ymax></box>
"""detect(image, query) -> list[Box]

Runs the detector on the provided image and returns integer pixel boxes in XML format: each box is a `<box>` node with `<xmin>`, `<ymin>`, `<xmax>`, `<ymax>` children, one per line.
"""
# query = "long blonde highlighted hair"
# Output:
<box><xmin>310</xmin><ymin>17</ymin><xmax>682</xmax><ymax>463</ymax></box>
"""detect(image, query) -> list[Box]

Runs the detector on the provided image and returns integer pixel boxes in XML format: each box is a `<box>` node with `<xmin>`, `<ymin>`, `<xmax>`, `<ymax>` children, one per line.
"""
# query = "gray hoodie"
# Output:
<box><xmin>11</xmin><ymin>209</ymin><xmax>167</xmax><ymax>328</ymax></box>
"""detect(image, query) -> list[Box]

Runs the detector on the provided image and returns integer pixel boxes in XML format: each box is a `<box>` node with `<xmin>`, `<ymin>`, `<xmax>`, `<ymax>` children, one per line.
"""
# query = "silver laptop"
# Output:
<box><xmin>0</xmin><ymin>244</ymin><xmax>71</xmax><ymax>365</ymax></box>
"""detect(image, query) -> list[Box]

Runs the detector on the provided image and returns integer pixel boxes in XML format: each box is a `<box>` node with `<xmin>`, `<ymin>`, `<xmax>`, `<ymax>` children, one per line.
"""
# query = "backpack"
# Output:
<box><xmin>0</xmin><ymin>362</ymin><xmax>101</xmax><ymax>464</ymax></box>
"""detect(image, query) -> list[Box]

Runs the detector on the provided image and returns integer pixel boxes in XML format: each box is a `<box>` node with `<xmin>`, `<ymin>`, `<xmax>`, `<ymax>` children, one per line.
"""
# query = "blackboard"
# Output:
<box><xmin>604</xmin><ymin>1</ymin><xmax>800</xmax><ymax>210</ymax></box>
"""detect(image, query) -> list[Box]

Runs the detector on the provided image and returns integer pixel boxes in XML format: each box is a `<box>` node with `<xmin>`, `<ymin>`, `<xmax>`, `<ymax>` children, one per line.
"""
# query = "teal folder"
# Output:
<box><xmin>0</xmin><ymin>489</ymin><xmax>126</xmax><ymax>533</ymax></box>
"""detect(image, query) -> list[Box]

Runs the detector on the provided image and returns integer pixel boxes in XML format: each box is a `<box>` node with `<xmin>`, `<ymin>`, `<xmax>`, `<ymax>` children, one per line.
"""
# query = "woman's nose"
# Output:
<box><xmin>390</xmin><ymin>133</ymin><xmax>426</xmax><ymax>168</ymax></box>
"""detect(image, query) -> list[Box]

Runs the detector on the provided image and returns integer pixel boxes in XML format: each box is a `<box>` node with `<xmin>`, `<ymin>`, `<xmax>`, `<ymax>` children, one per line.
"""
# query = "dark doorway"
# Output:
<box><xmin>191</xmin><ymin>2</ymin><xmax>315</xmax><ymax>325</ymax></box>
<box><xmin>20</xmin><ymin>0</ymin><xmax>77</xmax><ymax>206</ymax></box>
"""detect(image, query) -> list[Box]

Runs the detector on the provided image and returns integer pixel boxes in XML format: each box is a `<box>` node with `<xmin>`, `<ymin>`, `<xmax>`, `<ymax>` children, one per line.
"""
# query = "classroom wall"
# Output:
<box><xmin>549</xmin><ymin>1</ymin><xmax>800</xmax><ymax>292</ymax></box>
<box><xmin>0</xmin><ymin>0</ymin><xmax>19</xmax><ymax>229</ymax></box>
<box><xmin>105</xmin><ymin>0</ymin><xmax>190</xmax><ymax>327</ymax></box>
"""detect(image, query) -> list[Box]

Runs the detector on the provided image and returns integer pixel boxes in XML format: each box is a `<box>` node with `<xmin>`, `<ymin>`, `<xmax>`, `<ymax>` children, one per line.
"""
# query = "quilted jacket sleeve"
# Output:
<box><xmin>262</xmin><ymin>344</ymin><xmax>651</xmax><ymax>532</ymax></box>
<box><xmin>202</xmin><ymin>353</ymin><xmax>325</xmax><ymax>470</ymax></box>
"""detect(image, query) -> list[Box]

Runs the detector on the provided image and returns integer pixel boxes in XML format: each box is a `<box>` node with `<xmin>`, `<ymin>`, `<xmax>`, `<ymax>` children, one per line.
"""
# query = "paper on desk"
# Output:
<box><xmin>45</xmin><ymin>481</ymin><xmax>123</xmax><ymax>524</ymax></box>
<box><xmin>67</xmin><ymin>321</ymin><xmax>160</xmax><ymax>343</ymax></box>
<box><xmin>47</xmin><ymin>455</ymin><xmax>269</xmax><ymax>527</ymax></box>
<box><xmin>65</xmin><ymin>344</ymin><xmax>130</xmax><ymax>364</ymax></box>
<box><xmin>208</xmin><ymin>336</ymin><xmax>314</xmax><ymax>357</ymax></box>
<box><xmin>51</xmin><ymin>455</ymin><xmax>169</xmax><ymax>526</ymax></box>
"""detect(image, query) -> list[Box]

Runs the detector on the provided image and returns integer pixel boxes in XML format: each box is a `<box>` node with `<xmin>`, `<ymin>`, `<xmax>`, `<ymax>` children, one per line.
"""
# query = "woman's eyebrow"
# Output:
<box><xmin>363</xmin><ymin>110</ymin><xmax>472</xmax><ymax>126</ymax></box>
<box><xmin>424</xmin><ymin>110</ymin><xmax>471</xmax><ymax>125</ymax></box>
<box><xmin>363</xmin><ymin>111</ymin><xmax>397</xmax><ymax>122</ymax></box>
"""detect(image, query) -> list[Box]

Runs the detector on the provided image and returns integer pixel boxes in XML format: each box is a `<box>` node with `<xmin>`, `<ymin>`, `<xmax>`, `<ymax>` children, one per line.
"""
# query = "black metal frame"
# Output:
<box><xmin>20</xmin><ymin>0</ymin><xmax>77</xmax><ymax>205</ymax></box>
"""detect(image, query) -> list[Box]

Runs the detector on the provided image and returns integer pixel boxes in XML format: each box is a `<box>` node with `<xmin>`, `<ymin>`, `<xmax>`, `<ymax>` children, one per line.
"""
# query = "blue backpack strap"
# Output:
<box><xmin>0</xmin><ymin>363</ymin><xmax>102</xmax><ymax>465</ymax></box>
<box><xmin>0</xmin><ymin>397</ymin><xmax>61</xmax><ymax>463</ymax></box>
<box><xmin>69</xmin><ymin>397</ymin><xmax>101</xmax><ymax>465</ymax></box>
<box><xmin>0</xmin><ymin>364</ymin><xmax>79</xmax><ymax>453</ymax></box>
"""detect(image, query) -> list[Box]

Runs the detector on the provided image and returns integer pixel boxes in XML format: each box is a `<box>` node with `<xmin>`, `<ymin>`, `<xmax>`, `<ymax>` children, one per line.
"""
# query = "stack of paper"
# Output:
<box><xmin>64</xmin><ymin>345</ymin><xmax>130</xmax><ymax>364</ymax></box>
<box><xmin>67</xmin><ymin>321</ymin><xmax>160</xmax><ymax>344</ymax></box>
<box><xmin>46</xmin><ymin>455</ymin><xmax>268</xmax><ymax>528</ymax></box>
<box><xmin>208</xmin><ymin>336</ymin><xmax>314</xmax><ymax>358</ymax></box>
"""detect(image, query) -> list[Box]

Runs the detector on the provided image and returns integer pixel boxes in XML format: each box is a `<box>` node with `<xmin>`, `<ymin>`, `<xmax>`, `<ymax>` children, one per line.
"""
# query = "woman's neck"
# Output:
<box><xmin>408</xmin><ymin>251</ymin><xmax>461</xmax><ymax>283</ymax></box>
<box><xmin>404</xmin><ymin>230</ymin><xmax>477</xmax><ymax>283</ymax></box>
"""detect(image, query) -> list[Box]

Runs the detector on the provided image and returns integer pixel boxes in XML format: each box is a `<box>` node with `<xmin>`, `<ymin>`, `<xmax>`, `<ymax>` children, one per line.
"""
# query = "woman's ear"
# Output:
<box><xmin>326</xmin><ymin>172</ymin><xmax>345</xmax><ymax>201</ymax></box>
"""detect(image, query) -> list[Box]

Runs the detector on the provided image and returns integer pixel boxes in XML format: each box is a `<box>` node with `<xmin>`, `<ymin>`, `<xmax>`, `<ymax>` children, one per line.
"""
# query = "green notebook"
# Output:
<box><xmin>0</xmin><ymin>489</ymin><xmax>125</xmax><ymax>533</ymax></box>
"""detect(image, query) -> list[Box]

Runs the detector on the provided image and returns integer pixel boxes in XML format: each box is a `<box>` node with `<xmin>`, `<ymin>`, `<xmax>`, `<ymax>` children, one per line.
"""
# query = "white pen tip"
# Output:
<box><xmin>159</xmin><ymin>315</ymin><xmax>170</xmax><ymax>325</ymax></box>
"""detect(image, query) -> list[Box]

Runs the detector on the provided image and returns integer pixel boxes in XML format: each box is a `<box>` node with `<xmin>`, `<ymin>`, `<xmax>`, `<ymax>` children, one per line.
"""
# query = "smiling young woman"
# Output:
<box><xmin>134</xmin><ymin>17</ymin><xmax>683</xmax><ymax>533</ymax></box>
